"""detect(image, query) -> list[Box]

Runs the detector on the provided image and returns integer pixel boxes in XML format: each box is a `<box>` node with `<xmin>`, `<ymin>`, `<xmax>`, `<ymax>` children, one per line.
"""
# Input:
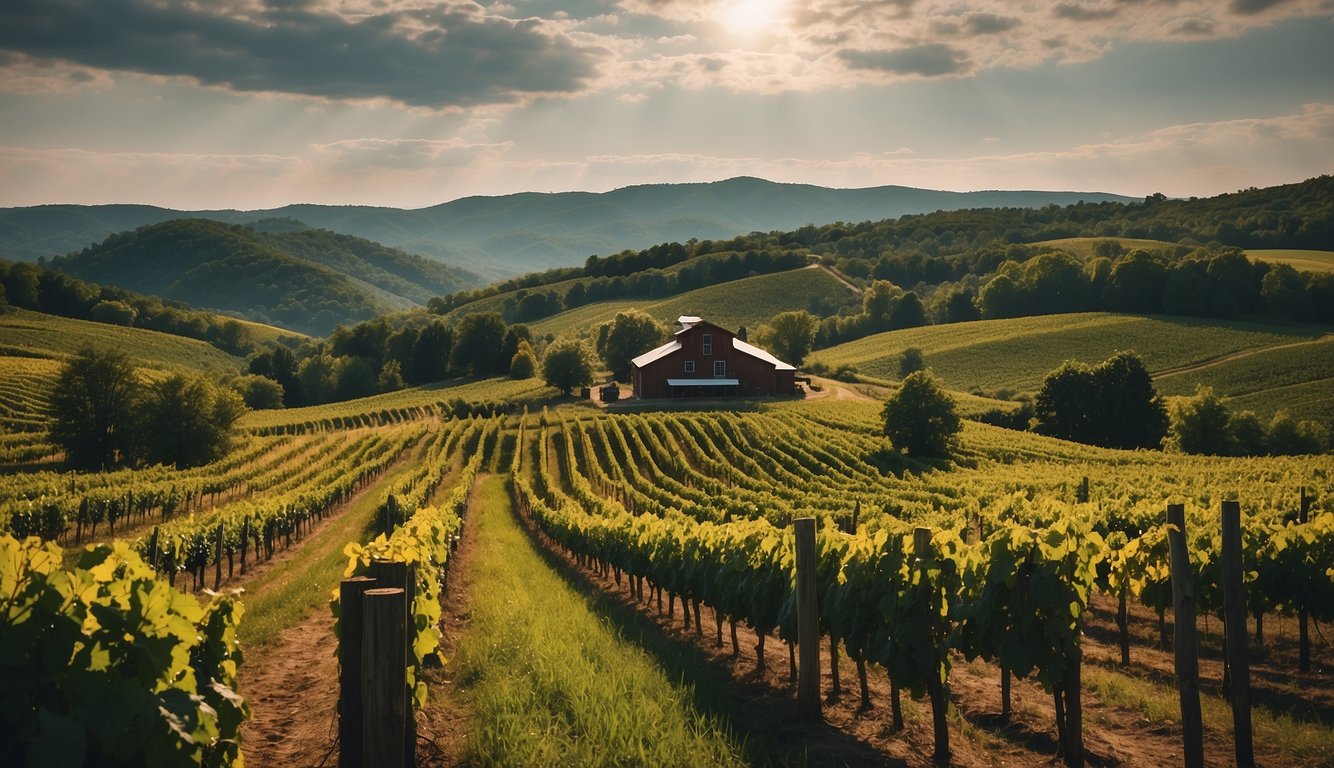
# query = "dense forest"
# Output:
<box><xmin>44</xmin><ymin>219</ymin><xmax>480</xmax><ymax>334</ymax></box>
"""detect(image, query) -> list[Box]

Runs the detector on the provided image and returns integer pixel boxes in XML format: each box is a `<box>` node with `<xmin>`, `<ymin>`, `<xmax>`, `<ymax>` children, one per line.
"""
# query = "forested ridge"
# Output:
<box><xmin>45</xmin><ymin>219</ymin><xmax>480</xmax><ymax>335</ymax></box>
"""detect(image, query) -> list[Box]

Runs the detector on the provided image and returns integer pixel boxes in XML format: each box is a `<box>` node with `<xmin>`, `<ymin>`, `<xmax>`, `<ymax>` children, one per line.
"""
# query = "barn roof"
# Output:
<box><xmin>733</xmin><ymin>337</ymin><xmax>796</xmax><ymax>371</ymax></box>
<box><xmin>631</xmin><ymin>340</ymin><xmax>681</xmax><ymax>368</ymax></box>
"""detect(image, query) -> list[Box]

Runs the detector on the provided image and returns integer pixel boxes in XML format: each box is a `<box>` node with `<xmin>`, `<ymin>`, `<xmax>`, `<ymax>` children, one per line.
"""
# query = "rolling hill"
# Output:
<box><xmin>45</xmin><ymin>219</ymin><xmax>481</xmax><ymax>335</ymax></box>
<box><xmin>0</xmin><ymin>177</ymin><xmax>1136</xmax><ymax>277</ymax></box>
<box><xmin>809</xmin><ymin>312</ymin><xmax>1334</xmax><ymax>422</ymax></box>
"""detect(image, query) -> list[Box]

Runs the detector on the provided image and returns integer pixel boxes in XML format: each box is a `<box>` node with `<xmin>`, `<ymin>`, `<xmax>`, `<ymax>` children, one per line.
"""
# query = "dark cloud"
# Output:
<box><xmin>837</xmin><ymin>43</ymin><xmax>968</xmax><ymax>77</ymax></box>
<box><xmin>1170</xmin><ymin>18</ymin><xmax>1216</xmax><ymax>35</ymax></box>
<box><xmin>963</xmin><ymin>13</ymin><xmax>1021</xmax><ymax>35</ymax></box>
<box><xmin>0</xmin><ymin>0</ymin><xmax>602</xmax><ymax>108</ymax></box>
<box><xmin>1230</xmin><ymin>0</ymin><xmax>1297</xmax><ymax>14</ymax></box>
<box><xmin>1052</xmin><ymin>3</ymin><xmax>1120</xmax><ymax>21</ymax></box>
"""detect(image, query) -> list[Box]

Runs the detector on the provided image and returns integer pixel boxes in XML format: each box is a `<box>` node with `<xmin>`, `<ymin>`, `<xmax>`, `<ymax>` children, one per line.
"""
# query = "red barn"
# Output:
<box><xmin>631</xmin><ymin>316</ymin><xmax>797</xmax><ymax>399</ymax></box>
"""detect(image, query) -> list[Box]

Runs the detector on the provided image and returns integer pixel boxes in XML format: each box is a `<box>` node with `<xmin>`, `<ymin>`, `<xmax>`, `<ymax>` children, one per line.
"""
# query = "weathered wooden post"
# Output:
<box><xmin>1299</xmin><ymin>487</ymin><xmax>1312</xmax><ymax>673</ymax></box>
<box><xmin>794</xmin><ymin>517</ymin><xmax>821</xmax><ymax>719</ymax></box>
<box><xmin>915</xmin><ymin>526</ymin><xmax>949</xmax><ymax>767</ymax></box>
<box><xmin>339</xmin><ymin>576</ymin><xmax>376</xmax><ymax>768</ymax></box>
<box><xmin>213</xmin><ymin>523</ymin><xmax>224</xmax><ymax>590</ymax></box>
<box><xmin>239</xmin><ymin>517</ymin><xmax>250</xmax><ymax>574</ymax></box>
<box><xmin>147</xmin><ymin>526</ymin><xmax>159</xmax><ymax>573</ymax></box>
<box><xmin>1220</xmin><ymin>500</ymin><xmax>1255</xmax><ymax>768</ymax></box>
<box><xmin>1166</xmin><ymin>504</ymin><xmax>1204</xmax><ymax>768</ymax></box>
<box><xmin>369</xmin><ymin>560</ymin><xmax>417</xmax><ymax>765</ymax></box>
<box><xmin>362</xmin><ymin>587</ymin><xmax>407</xmax><ymax>768</ymax></box>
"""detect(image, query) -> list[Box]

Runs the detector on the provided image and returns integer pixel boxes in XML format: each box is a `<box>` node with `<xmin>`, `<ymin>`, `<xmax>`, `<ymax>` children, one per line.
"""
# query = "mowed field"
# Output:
<box><xmin>1246</xmin><ymin>248</ymin><xmax>1334</xmax><ymax>273</ymax></box>
<box><xmin>810</xmin><ymin>312</ymin><xmax>1334</xmax><ymax>414</ymax></box>
<box><xmin>532</xmin><ymin>266</ymin><xmax>854</xmax><ymax>337</ymax></box>
<box><xmin>1031</xmin><ymin>236</ymin><xmax>1185</xmax><ymax>259</ymax></box>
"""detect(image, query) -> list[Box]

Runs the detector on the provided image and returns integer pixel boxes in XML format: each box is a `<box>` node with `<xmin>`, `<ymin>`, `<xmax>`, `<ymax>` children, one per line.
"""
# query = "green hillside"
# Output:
<box><xmin>0</xmin><ymin>309</ymin><xmax>251</xmax><ymax>463</ymax></box>
<box><xmin>811</xmin><ymin>312</ymin><xmax>1332</xmax><ymax>402</ymax></box>
<box><xmin>46</xmin><ymin>219</ymin><xmax>481</xmax><ymax>334</ymax></box>
<box><xmin>1155</xmin><ymin>335</ymin><xmax>1334</xmax><ymax>422</ymax></box>
<box><xmin>0</xmin><ymin>308</ymin><xmax>247</xmax><ymax>373</ymax></box>
<box><xmin>530</xmin><ymin>266</ymin><xmax>855</xmax><ymax>338</ymax></box>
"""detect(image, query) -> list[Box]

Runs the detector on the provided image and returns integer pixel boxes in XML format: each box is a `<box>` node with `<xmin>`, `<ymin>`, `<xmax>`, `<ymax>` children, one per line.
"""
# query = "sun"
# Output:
<box><xmin>716</xmin><ymin>0</ymin><xmax>785</xmax><ymax>37</ymax></box>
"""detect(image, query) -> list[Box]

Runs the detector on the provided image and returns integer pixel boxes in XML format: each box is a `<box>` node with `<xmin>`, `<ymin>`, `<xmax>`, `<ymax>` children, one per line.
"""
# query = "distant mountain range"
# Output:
<box><xmin>0</xmin><ymin>177</ymin><xmax>1138</xmax><ymax>278</ymax></box>
<box><xmin>46</xmin><ymin>219</ymin><xmax>479</xmax><ymax>335</ymax></box>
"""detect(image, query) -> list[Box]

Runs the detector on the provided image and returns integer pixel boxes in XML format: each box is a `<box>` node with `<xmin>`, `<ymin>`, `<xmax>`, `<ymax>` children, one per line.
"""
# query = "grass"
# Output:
<box><xmin>531</xmin><ymin>267</ymin><xmax>855</xmax><ymax>339</ymax></box>
<box><xmin>450</xmin><ymin>473</ymin><xmax>748</xmax><ymax>767</ymax></box>
<box><xmin>237</xmin><ymin>376</ymin><xmax>559</xmax><ymax>432</ymax></box>
<box><xmin>810</xmin><ymin>312</ymin><xmax>1331</xmax><ymax>397</ymax></box>
<box><xmin>234</xmin><ymin>442</ymin><xmax>426</xmax><ymax>648</ymax></box>
<box><xmin>1082</xmin><ymin>666</ymin><xmax>1333</xmax><ymax>766</ymax></box>
<box><xmin>1155</xmin><ymin>335</ymin><xmax>1334</xmax><ymax>421</ymax></box>
<box><xmin>0</xmin><ymin>308</ymin><xmax>245</xmax><ymax>373</ymax></box>
<box><xmin>1032</xmin><ymin>237</ymin><xmax>1187</xmax><ymax>260</ymax></box>
<box><xmin>1247</xmin><ymin>249</ymin><xmax>1334</xmax><ymax>274</ymax></box>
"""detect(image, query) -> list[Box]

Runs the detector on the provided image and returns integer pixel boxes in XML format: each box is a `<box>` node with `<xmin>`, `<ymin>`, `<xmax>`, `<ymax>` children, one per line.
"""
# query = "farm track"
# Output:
<box><xmin>810</xmin><ymin>262</ymin><xmax>864</xmax><ymax>297</ymax></box>
<box><xmin>1150</xmin><ymin>333</ymin><xmax>1334</xmax><ymax>380</ymax></box>
<box><xmin>238</xmin><ymin>442</ymin><xmax>467</xmax><ymax>767</ymax></box>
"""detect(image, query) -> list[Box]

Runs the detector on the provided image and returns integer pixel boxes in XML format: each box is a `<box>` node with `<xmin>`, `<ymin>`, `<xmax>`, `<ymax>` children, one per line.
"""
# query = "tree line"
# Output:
<box><xmin>0</xmin><ymin>260</ymin><xmax>258</xmax><ymax>355</ymax></box>
<box><xmin>49</xmin><ymin>348</ymin><xmax>245</xmax><ymax>470</ymax></box>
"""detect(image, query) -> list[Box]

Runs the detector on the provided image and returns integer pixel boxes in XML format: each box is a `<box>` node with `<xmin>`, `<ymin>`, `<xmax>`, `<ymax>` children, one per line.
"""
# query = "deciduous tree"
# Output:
<box><xmin>49</xmin><ymin>347</ymin><xmax>142</xmax><ymax>469</ymax></box>
<box><xmin>598</xmin><ymin>310</ymin><xmax>666</xmax><ymax>380</ymax></box>
<box><xmin>881</xmin><ymin>371</ymin><xmax>961</xmax><ymax>458</ymax></box>
<box><xmin>542</xmin><ymin>337</ymin><xmax>596</xmax><ymax>396</ymax></box>
<box><xmin>758</xmin><ymin>310</ymin><xmax>818</xmax><ymax>366</ymax></box>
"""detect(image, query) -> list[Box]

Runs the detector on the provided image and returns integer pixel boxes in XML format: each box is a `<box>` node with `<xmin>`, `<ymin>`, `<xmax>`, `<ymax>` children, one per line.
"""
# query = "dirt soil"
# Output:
<box><xmin>416</xmin><ymin>478</ymin><xmax>483</xmax><ymax>767</ymax></box>
<box><xmin>238</xmin><ymin>611</ymin><xmax>342</xmax><ymax>768</ymax></box>
<box><xmin>519</xmin><ymin>504</ymin><xmax>1331</xmax><ymax>768</ymax></box>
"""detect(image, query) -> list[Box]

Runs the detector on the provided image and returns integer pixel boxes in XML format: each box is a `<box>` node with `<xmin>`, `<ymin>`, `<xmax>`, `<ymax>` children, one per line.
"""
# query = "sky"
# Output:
<box><xmin>1</xmin><ymin>0</ymin><xmax>1333</xmax><ymax>210</ymax></box>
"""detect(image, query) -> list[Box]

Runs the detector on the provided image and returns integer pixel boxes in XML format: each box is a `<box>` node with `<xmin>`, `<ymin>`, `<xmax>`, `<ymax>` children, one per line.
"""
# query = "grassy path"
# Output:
<box><xmin>236</xmin><ymin>438</ymin><xmax>425</xmax><ymax>648</ymax></box>
<box><xmin>446</xmin><ymin>473</ymin><xmax>748</xmax><ymax>767</ymax></box>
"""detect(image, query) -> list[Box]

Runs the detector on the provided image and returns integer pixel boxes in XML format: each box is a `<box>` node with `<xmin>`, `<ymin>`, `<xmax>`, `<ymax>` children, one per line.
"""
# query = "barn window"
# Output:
<box><xmin>702</xmin><ymin>334</ymin><xmax>712</xmax><ymax>355</ymax></box>
<box><xmin>713</xmin><ymin>360</ymin><xmax>726</xmax><ymax>377</ymax></box>
<box><xmin>684</xmin><ymin>360</ymin><xmax>695</xmax><ymax>373</ymax></box>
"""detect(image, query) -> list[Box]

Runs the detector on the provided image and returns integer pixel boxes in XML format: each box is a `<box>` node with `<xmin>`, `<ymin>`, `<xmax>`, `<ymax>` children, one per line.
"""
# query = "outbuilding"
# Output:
<box><xmin>630</xmin><ymin>316</ymin><xmax>797</xmax><ymax>399</ymax></box>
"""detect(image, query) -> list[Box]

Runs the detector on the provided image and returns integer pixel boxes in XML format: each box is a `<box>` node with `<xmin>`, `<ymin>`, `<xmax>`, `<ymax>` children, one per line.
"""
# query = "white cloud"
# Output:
<box><xmin>2</xmin><ymin>105</ymin><xmax>1330</xmax><ymax>207</ymax></box>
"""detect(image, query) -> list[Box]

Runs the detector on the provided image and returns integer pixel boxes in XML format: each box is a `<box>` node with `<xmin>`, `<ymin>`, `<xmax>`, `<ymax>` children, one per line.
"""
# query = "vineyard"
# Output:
<box><xmin>810</xmin><ymin>313</ymin><xmax>1330</xmax><ymax>402</ymax></box>
<box><xmin>2</xmin><ymin>376</ymin><xmax>1331</xmax><ymax>765</ymax></box>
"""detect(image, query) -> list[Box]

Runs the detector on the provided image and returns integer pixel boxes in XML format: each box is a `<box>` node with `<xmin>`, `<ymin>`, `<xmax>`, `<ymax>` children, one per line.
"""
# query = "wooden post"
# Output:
<box><xmin>213</xmin><ymin>524</ymin><xmax>224</xmax><ymax>590</ymax></box>
<box><xmin>1299</xmin><ymin>487</ymin><xmax>1311</xmax><ymax>673</ymax></box>
<box><xmin>915</xmin><ymin>526</ymin><xmax>949</xmax><ymax>767</ymax></box>
<box><xmin>147</xmin><ymin>526</ymin><xmax>159</xmax><ymax>573</ymax></box>
<box><xmin>369</xmin><ymin>560</ymin><xmax>416</xmax><ymax>766</ymax></box>
<box><xmin>339</xmin><ymin>576</ymin><xmax>376</xmax><ymax>768</ymax></box>
<box><xmin>1220</xmin><ymin>500</ymin><xmax>1255</xmax><ymax>768</ymax></box>
<box><xmin>362</xmin><ymin>587</ymin><xmax>407</xmax><ymax>768</ymax></box>
<box><xmin>239</xmin><ymin>517</ymin><xmax>249</xmax><ymax>575</ymax></box>
<box><xmin>1166</xmin><ymin>504</ymin><xmax>1204</xmax><ymax>768</ymax></box>
<box><xmin>794</xmin><ymin>517</ymin><xmax>821</xmax><ymax>720</ymax></box>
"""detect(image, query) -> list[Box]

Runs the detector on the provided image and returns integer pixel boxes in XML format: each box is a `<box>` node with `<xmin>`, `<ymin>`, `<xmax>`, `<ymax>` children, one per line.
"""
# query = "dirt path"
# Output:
<box><xmin>239</xmin><ymin>611</ymin><xmax>341</xmax><ymax>768</ymax></box>
<box><xmin>416</xmin><ymin>474</ymin><xmax>484</xmax><ymax>767</ymax></box>
<box><xmin>1151</xmin><ymin>334</ymin><xmax>1333</xmax><ymax>380</ymax></box>
<box><xmin>802</xmin><ymin>375</ymin><xmax>878</xmax><ymax>403</ymax></box>
<box><xmin>808</xmin><ymin>261</ymin><xmax>863</xmax><ymax>296</ymax></box>
<box><xmin>238</xmin><ymin>463</ymin><xmax>480</xmax><ymax>768</ymax></box>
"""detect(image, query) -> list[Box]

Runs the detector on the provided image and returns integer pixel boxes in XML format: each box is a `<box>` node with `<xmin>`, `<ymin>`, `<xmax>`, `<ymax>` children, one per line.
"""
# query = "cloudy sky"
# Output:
<box><xmin>2</xmin><ymin>0</ymin><xmax>1332</xmax><ymax>209</ymax></box>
